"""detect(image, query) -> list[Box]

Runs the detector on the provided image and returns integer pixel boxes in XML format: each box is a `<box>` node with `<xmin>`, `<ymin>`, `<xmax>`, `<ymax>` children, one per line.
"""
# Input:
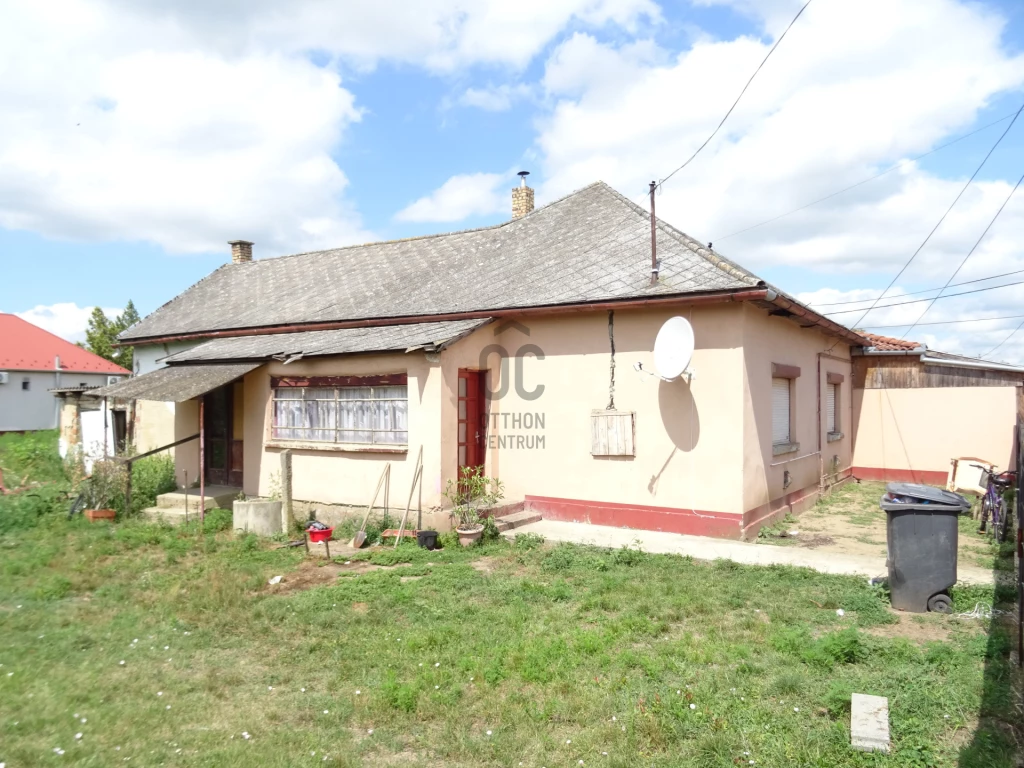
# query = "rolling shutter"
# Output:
<box><xmin>772</xmin><ymin>377</ymin><xmax>791</xmax><ymax>444</ymax></box>
<box><xmin>826</xmin><ymin>383</ymin><xmax>837</xmax><ymax>433</ymax></box>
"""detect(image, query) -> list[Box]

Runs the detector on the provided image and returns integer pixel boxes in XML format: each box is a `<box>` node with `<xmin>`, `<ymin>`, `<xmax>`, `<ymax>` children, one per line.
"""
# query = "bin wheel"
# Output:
<box><xmin>927</xmin><ymin>594</ymin><xmax>952</xmax><ymax>614</ymax></box>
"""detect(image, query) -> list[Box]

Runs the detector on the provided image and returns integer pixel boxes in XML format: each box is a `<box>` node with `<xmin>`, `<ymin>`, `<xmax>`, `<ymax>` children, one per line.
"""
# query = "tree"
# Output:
<box><xmin>82</xmin><ymin>301</ymin><xmax>141</xmax><ymax>372</ymax></box>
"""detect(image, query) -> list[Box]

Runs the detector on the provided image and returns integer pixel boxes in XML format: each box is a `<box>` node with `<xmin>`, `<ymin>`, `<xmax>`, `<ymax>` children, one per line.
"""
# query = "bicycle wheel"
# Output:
<box><xmin>979</xmin><ymin>496</ymin><xmax>991</xmax><ymax>533</ymax></box>
<box><xmin>998</xmin><ymin>503</ymin><xmax>1012</xmax><ymax>543</ymax></box>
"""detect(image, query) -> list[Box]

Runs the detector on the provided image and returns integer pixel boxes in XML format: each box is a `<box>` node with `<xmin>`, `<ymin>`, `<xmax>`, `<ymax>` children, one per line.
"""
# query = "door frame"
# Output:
<box><xmin>457</xmin><ymin>369</ymin><xmax>486</xmax><ymax>479</ymax></box>
<box><xmin>202</xmin><ymin>384</ymin><xmax>242</xmax><ymax>487</ymax></box>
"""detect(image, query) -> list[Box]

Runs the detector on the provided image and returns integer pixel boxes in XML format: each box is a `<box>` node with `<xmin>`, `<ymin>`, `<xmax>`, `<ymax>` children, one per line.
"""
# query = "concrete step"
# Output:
<box><xmin>156</xmin><ymin>486</ymin><xmax>239</xmax><ymax>511</ymax></box>
<box><xmin>142</xmin><ymin>506</ymin><xmax>194</xmax><ymax>524</ymax></box>
<box><xmin>493</xmin><ymin>510</ymin><xmax>542</xmax><ymax>533</ymax></box>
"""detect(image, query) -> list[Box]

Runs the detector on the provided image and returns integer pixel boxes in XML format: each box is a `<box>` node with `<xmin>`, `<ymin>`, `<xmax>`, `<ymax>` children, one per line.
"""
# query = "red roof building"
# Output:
<box><xmin>0</xmin><ymin>313</ymin><xmax>129</xmax><ymax>374</ymax></box>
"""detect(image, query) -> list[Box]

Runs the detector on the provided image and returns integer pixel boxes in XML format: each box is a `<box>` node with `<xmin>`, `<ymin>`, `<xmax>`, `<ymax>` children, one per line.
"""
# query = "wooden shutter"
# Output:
<box><xmin>771</xmin><ymin>377</ymin><xmax>790</xmax><ymax>444</ymax></box>
<box><xmin>826</xmin><ymin>383</ymin><xmax>837</xmax><ymax>433</ymax></box>
<box><xmin>591</xmin><ymin>411</ymin><xmax>635</xmax><ymax>456</ymax></box>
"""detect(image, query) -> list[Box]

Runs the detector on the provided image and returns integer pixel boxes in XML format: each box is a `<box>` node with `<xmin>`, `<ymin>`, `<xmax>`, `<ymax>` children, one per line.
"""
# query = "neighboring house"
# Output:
<box><xmin>0</xmin><ymin>313</ymin><xmax>129</xmax><ymax>433</ymax></box>
<box><xmin>851</xmin><ymin>333</ymin><xmax>1024</xmax><ymax>484</ymax></box>
<box><xmin>97</xmin><ymin>180</ymin><xmax>867</xmax><ymax>539</ymax></box>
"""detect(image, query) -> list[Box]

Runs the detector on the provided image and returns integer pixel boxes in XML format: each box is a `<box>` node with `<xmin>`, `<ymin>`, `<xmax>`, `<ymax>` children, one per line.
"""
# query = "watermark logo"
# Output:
<box><xmin>478</xmin><ymin>320</ymin><xmax>545</xmax><ymax>402</ymax></box>
<box><xmin>480</xmin><ymin>321</ymin><xmax>546</xmax><ymax>449</ymax></box>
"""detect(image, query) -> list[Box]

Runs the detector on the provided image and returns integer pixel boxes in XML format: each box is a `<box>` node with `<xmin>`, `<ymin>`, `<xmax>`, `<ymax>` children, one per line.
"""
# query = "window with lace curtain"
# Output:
<box><xmin>271</xmin><ymin>375</ymin><xmax>408</xmax><ymax>446</ymax></box>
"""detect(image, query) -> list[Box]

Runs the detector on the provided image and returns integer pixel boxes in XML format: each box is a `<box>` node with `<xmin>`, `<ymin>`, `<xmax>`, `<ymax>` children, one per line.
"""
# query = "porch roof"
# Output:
<box><xmin>161</xmin><ymin>318</ymin><xmax>491</xmax><ymax>363</ymax></box>
<box><xmin>89</xmin><ymin>362</ymin><xmax>261</xmax><ymax>402</ymax></box>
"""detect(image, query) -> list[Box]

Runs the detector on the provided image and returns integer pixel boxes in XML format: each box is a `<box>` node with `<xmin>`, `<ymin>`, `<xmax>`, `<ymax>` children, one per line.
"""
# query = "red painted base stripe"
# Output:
<box><xmin>524</xmin><ymin>495</ymin><xmax>743</xmax><ymax>538</ymax></box>
<box><xmin>851</xmin><ymin>466</ymin><xmax>948</xmax><ymax>485</ymax></box>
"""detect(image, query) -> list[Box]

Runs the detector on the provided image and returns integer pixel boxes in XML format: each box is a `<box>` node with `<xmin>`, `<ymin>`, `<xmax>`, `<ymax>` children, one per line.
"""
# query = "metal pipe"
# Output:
<box><xmin>649</xmin><ymin>181</ymin><xmax>658</xmax><ymax>286</ymax></box>
<box><xmin>770</xmin><ymin>450</ymin><xmax>821</xmax><ymax>467</ymax></box>
<box><xmin>119</xmin><ymin>290</ymin><xmax>773</xmax><ymax>346</ymax></box>
<box><xmin>920</xmin><ymin>355</ymin><xmax>1024</xmax><ymax>373</ymax></box>
<box><xmin>199</xmin><ymin>398</ymin><xmax>205</xmax><ymax>524</ymax></box>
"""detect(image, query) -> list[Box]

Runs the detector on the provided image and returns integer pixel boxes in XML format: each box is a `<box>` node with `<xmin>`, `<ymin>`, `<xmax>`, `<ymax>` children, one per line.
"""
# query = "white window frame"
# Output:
<box><xmin>271</xmin><ymin>384</ymin><xmax>409</xmax><ymax>446</ymax></box>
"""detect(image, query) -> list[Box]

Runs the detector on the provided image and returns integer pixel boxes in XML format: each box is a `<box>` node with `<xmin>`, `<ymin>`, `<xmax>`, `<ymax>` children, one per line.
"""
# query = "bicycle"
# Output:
<box><xmin>974</xmin><ymin>463</ymin><xmax>1017</xmax><ymax>543</ymax></box>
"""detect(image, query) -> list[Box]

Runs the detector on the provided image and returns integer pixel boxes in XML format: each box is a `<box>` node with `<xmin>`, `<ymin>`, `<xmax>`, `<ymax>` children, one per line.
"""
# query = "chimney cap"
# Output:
<box><xmin>517</xmin><ymin>171</ymin><xmax>531</xmax><ymax>187</ymax></box>
<box><xmin>228</xmin><ymin>239</ymin><xmax>254</xmax><ymax>246</ymax></box>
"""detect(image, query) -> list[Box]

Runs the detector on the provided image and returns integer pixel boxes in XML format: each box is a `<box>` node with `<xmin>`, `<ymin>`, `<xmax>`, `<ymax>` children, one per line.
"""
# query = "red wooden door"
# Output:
<box><xmin>457</xmin><ymin>370</ymin><xmax>484</xmax><ymax>477</ymax></box>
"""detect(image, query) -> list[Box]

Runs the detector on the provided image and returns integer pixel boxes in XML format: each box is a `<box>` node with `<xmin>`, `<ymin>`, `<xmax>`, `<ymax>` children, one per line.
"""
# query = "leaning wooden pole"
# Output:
<box><xmin>199</xmin><ymin>398</ymin><xmax>205</xmax><ymax>525</ymax></box>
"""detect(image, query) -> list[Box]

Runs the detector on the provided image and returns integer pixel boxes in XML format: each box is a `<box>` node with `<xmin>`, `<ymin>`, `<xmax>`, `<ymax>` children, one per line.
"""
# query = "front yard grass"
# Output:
<box><xmin>0</xmin><ymin>510</ymin><xmax>1019</xmax><ymax>767</ymax></box>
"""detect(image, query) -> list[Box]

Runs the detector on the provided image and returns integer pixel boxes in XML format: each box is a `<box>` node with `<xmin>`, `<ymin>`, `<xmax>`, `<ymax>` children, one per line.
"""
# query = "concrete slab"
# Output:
<box><xmin>504</xmin><ymin>519</ymin><xmax>994</xmax><ymax>584</ymax></box>
<box><xmin>851</xmin><ymin>693</ymin><xmax>890</xmax><ymax>753</ymax></box>
<box><xmin>494</xmin><ymin>510</ymin><xmax>542</xmax><ymax>532</ymax></box>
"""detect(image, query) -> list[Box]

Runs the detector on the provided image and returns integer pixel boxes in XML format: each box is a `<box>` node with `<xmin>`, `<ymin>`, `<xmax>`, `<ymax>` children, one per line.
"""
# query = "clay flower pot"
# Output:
<box><xmin>456</xmin><ymin>525</ymin><xmax>484</xmax><ymax>547</ymax></box>
<box><xmin>85</xmin><ymin>509</ymin><xmax>116</xmax><ymax>522</ymax></box>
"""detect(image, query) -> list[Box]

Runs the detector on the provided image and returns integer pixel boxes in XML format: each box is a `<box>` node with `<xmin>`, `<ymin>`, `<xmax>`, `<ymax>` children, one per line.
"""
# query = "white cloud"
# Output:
<box><xmin>395</xmin><ymin>172</ymin><xmax>512</xmax><ymax>223</ymax></box>
<box><xmin>460</xmin><ymin>84</ymin><xmax>534</xmax><ymax>112</ymax></box>
<box><xmin>0</xmin><ymin>0</ymin><xmax>658</xmax><ymax>256</ymax></box>
<box><xmin>16</xmin><ymin>303</ymin><xmax>122</xmax><ymax>343</ymax></box>
<box><xmin>533</xmin><ymin>0</ymin><xmax>1024</xmax><ymax>280</ymax></box>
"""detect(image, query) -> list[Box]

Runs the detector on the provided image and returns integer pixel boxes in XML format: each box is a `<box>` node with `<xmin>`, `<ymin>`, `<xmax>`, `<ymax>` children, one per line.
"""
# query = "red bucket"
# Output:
<box><xmin>306</xmin><ymin>527</ymin><xmax>334</xmax><ymax>543</ymax></box>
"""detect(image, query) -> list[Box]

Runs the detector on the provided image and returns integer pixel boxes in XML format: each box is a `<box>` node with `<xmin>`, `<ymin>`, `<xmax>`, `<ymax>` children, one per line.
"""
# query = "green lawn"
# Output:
<box><xmin>0</xmin><ymin>434</ymin><xmax>1021</xmax><ymax>767</ymax></box>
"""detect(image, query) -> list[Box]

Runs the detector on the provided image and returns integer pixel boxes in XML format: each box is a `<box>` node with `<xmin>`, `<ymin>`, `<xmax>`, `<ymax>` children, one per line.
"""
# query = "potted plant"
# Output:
<box><xmin>83</xmin><ymin>459</ymin><xmax>126</xmax><ymax>522</ymax></box>
<box><xmin>443</xmin><ymin>466</ymin><xmax>504</xmax><ymax>547</ymax></box>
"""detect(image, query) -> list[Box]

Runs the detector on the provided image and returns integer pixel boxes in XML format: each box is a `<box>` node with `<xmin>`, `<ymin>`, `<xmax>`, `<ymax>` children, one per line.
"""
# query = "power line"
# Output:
<box><xmin>808</xmin><ymin>266</ymin><xmax>1024</xmax><ymax>308</ymax></box>
<box><xmin>713</xmin><ymin>110</ymin><xmax>1019</xmax><ymax>243</ymax></box>
<box><xmin>651</xmin><ymin>0</ymin><xmax>815</xmax><ymax>194</ymax></box>
<box><xmin>862</xmin><ymin>314</ymin><xmax>1024</xmax><ymax>330</ymax></box>
<box><xmin>841</xmin><ymin>97</ymin><xmax>1024</xmax><ymax>331</ymax></box>
<box><xmin>983</xmin><ymin>323</ymin><xmax>1024</xmax><ymax>362</ymax></box>
<box><xmin>899</xmin><ymin>167</ymin><xmax>1024</xmax><ymax>338</ymax></box>
<box><xmin>822</xmin><ymin>278</ymin><xmax>1024</xmax><ymax>316</ymax></box>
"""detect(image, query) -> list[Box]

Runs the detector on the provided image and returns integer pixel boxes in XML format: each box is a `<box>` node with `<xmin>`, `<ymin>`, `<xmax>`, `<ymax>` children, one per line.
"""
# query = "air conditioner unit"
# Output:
<box><xmin>0</xmin><ymin>372</ymin><xmax>8</xmax><ymax>384</ymax></box>
<box><xmin>106</xmin><ymin>376</ymin><xmax>123</xmax><ymax>386</ymax></box>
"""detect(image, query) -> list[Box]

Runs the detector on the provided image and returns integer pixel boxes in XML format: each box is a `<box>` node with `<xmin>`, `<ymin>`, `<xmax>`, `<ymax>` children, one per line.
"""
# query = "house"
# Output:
<box><xmin>95</xmin><ymin>180</ymin><xmax>867</xmax><ymax>538</ymax></box>
<box><xmin>0</xmin><ymin>313</ymin><xmax>129</xmax><ymax>433</ymax></box>
<box><xmin>851</xmin><ymin>332</ymin><xmax>1024</xmax><ymax>485</ymax></box>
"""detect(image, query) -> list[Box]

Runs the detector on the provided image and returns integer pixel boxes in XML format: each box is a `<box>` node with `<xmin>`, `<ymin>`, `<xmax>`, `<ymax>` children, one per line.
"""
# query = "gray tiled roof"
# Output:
<box><xmin>90</xmin><ymin>362</ymin><xmax>261</xmax><ymax>402</ymax></box>
<box><xmin>164</xmin><ymin>319</ymin><xmax>491</xmax><ymax>363</ymax></box>
<box><xmin>122</xmin><ymin>182</ymin><xmax>763</xmax><ymax>342</ymax></box>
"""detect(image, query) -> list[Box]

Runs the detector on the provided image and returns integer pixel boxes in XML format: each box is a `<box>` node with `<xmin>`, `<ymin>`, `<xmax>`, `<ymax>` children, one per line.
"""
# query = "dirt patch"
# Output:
<box><xmin>400</xmin><ymin>575</ymin><xmax>424</xmax><ymax>583</ymax></box>
<box><xmin>798</xmin><ymin>535</ymin><xmax>835</xmax><ymax>549</ymax></box>
<box><xmin>865</xmin><ymin>612</ymin><xmax>967</xmax><ymax>644</ymax></box>
<box><xmin>352</xmin><ymin>602</ymin><xmax>368</xmax><ymax>613</ymax></box>
<box><xmin>268</xmin><ymin>559</ymin><xmax>412</xmax><ymax>594</ymax></box>
<box><xmin>471</xmin><ymin>557</ymin><xmax>499</xmax><ymax>574</ymax></box>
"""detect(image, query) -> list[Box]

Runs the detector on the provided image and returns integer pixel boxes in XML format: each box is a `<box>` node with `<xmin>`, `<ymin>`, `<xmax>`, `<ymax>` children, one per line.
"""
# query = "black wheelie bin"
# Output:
<box><xmin>880</xmin><ymin>483</ymin><xmax>970</xmax><ymax>613</ymax></box>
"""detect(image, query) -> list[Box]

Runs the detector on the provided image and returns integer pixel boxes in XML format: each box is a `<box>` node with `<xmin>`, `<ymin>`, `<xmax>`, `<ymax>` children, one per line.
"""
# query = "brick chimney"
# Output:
<box><xmin>229</xmin><ymin>240</ymin><xmax>253</xmax><ymax>264</ymax></box>
<box><xmin>512</xmin><ymin>171</ymin><xmax>534</xmax><ymax>219</ymax></box>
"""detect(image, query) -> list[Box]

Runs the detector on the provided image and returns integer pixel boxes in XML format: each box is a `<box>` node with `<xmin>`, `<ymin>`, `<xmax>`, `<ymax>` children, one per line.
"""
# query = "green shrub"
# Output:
<box><xmin>128</xmin><ymin>454</ymin><xmax>177</xmax><ymax>515</ymax></box>
<box><xmin>0</xmin><ymin>430</ymin><xmax>65</xmax><ymax>486</ymax></box>
<box><xmin>803</xmin><ymin>627</ymin><xmax>869</xmax><ymax>667</ymax></box>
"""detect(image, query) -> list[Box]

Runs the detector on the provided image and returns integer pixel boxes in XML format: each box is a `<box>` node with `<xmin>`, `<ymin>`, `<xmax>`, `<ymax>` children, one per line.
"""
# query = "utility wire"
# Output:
<box><xmin>983</xmin><ymin>319</ymin><xmax>1024</xmax><ymax>358</ymax></box>
<box><xmin>714</xmin><ymin>111</ymin><xmax>1019</xmax><ymax>243</ymax></box>
<box><xmin>841</xmin><ymin>97</ymin><xmax>1024</xmax><ymax>331</ymax></box>
<box><xmin>862</xmin><ymin>314</ymin><xmax>1024</xmax><ymax>330</ymax></box>
<box><xmin>899</xmin><ymin>167</ymin><xmax>1024</xmax><ymax>338</ymax></box>
<box><xmin>822</xmin><ymin>279</ymin><xmax>1024</xmax><ymax>316</ymax></box>
<box><xmin>651</xmin><ymin>0</ymin><xmax>815</xmax><ymax>194</ymax></box>
<box><xmin>808</xmin><ymin>266</ymin><xmax>1024</xmax><ymax>308</ymax></box>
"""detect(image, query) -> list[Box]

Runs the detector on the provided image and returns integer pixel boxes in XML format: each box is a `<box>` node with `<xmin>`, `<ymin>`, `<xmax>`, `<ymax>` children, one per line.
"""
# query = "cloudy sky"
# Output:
<box><xmin>2</xmin><ymin>0</ymin><xmax>1024</xmax><ymax>361</ymax></box>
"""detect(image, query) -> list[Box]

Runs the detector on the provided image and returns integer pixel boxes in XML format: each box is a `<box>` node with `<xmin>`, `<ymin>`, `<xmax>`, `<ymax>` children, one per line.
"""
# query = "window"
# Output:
<box><xmin>271</xmin><ymin>376</ymin><xmax>408</xmax><ymax>446</ymax></box>
<box><xmin>21</xmin><ymin>378</ymin><xmax>30</xmax><ymax>391</ymax></box>
<box><xmin>826</xmin><ymin>371</ymin><xmax>844</xmax><ymax>440</ymax></box>
<box><xmin>771</xmin><ymin>377</ymin><xmax>791</xmax><ymax>445</ymax></box>
<box><xmin>826</xmin><ymin>383</ymin><xmax>838</xmax><ymax>433</ymax></box>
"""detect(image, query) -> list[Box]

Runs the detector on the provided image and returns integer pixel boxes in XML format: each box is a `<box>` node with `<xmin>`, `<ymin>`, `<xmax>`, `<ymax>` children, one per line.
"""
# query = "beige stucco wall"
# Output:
<box><xmin>173</xmin><ymin>399</ymin><xmax>201</xmax><ymax>489</ymax></box>
<box><xmin>852</xmin><ymin>386</ymin><xmax>1018</xmax><ymax>475</ymax></box>
<box><xmin>134</xmin><ymin>400</ymin><xmax>176</xmax><ymax>454</ymax></box>
<box><xmin>242</xmin><ymin>354</ymin><xmax>445</xmax><ymax>512</ymax></box>
<box><xmin>740</xmin><ymin>304</ymin><xmax>853</xmax><ymax>526</ymax></box>
<box><xmin>443</xmin><ymin>305</ymin><xmax>747</xmax><ymax>515</ymax></box>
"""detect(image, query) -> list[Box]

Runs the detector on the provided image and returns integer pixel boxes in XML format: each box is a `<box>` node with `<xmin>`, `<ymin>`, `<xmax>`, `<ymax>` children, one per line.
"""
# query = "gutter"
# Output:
<box><xmin>763</xmin><ymin>290</ymin><xmax>867</xmax><ymax>346</ymax></box>
<box><xmin>852</xmin><ymin>347</ymin><xmax>927</xmax><ymax>356</ymax></box>
<box><xmin>920</xmin><ymin>355</ymin><xmax>1024</xmax><ymax>373</ymax></box>
<box><xmin>117</xmin><ymin>289</ymin><xmax>770</xmax><ymax>347</ymax></box>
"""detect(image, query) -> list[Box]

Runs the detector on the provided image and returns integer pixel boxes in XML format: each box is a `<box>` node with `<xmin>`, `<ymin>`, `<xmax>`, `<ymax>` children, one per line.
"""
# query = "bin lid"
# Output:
<box><xmin>885</xmin><ymin>482</ymin><xmax>969</xmax><ymax>509</ymax></box>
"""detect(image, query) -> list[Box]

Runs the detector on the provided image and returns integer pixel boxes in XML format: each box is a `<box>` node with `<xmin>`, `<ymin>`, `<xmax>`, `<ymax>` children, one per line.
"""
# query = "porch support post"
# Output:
<box><xmin>280</xmin><ymin>449</ymin><xmax>292</xmax><ymax>534</ymax></box>
<box><xmin>103</xmin><ymin>397</ymin><xmax>109</xmax><ymax>459</ymax></box>
<box><xmin>199</xmin><ymin>397</ymin><xmax>205</xmax><ymax>524</ymax></box>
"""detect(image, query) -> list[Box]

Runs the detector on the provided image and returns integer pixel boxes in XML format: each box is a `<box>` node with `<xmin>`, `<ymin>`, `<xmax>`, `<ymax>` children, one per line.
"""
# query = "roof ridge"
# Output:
<box><xmin>591</xmin><ymin>183</ymin><xmax>762</xmax><ymax>288</ymax></box>
<box><xmin>239</xmin><ymin>180</ymin><xmax>611</xmax><ymax>267</ymax></box>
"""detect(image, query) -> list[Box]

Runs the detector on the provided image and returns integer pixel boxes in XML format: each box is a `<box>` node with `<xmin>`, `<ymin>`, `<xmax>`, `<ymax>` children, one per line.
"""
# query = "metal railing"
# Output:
<box><xmin>115</xmin><ymin>434</ymin><xmax>199</xmax><ymax>516</ymax></box>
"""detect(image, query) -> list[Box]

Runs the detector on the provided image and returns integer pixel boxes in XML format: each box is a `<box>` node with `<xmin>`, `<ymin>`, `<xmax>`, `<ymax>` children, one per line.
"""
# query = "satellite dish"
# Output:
<box><xmin>653</xmin><ymin>316</ymin><xmax>695</xmax><ymax>380</ymax></box>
